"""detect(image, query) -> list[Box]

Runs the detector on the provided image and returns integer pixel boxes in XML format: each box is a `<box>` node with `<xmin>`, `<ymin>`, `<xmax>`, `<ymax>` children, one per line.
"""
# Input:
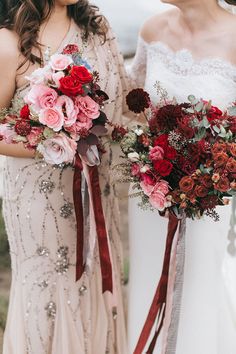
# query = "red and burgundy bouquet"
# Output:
<box><xmin>112</xmin><ymin>87</ymin><xmax>236</xmax><ymax>354</ymax></box>
<box><xmin>114</xmin><ymin>88</ymin><xmax>236</xmax><ymax>220</ymax></box>
<box><xmin>0</xmin><ymin>44</ymin><xmax>108</xmax><ymax>166</ymax></box>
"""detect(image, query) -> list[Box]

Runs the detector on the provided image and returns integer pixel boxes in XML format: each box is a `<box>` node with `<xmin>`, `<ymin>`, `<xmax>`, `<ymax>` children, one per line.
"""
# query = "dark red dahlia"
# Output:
<box><xmin>126</xmin><ymin>89</ymin><xmax>150</xmax><ymax>114</ymax></box>
<box><xmin>155</xmin><ymin>104</ymin><xmax>186</xmax><ymax>131</ymax></box>
<box><xmin>15</xmin><ymin>120</ymin><xmax>31</xmax><ymax>136</ymax></box>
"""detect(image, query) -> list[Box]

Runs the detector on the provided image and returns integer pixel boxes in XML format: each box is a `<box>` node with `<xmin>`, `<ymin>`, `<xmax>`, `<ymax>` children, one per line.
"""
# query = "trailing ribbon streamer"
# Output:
<box><xmin>133</xmin><ymin>212</ymin><xmax>183</xmax><ymax>354</ymax></box>
<box><xmin>73</xmin><ymin>154</ymin><xmax>113</xmax><ymax>293</ymax></box>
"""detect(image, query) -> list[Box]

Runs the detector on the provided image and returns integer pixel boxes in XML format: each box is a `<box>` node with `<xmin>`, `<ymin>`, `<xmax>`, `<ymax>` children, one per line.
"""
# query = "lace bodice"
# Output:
<box><xmin>129</xmin><ymin>37</ymin><xmax>236</xmax><ymax>109</ymax></box>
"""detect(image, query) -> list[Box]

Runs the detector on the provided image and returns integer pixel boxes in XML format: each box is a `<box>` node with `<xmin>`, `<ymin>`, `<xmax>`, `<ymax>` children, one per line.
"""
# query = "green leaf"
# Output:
<box><xmin>213</xmin><ymin>125</ymin><xmax>220</xmax><ymax>133</ymax></box>
<box><xmin>195</xmin><ymin>101</ymin><xmax>204</xmax><ymax>112</ymax></box>
<box><xmin>188</xmin><ymin>95</ymin><xmax>196</xmax><ymax>102</ymax></box>
<box><xmin>195</xmin><ymin>127</ymin><xmax>206</xmax><ymax>141</ymax></box>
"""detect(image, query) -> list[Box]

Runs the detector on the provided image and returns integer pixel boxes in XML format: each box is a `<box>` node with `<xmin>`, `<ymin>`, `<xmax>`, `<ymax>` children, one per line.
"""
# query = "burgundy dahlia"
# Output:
<box><xmin>15</xmin><ymin>120</ymin><xmax>31</xmax><ymax>136</ymax></box>
<box><xmin>126</xmin><ymin>89</ymin><xmax>150</xmax><ymax>114</ymax></box>
<box><xmin>155</xmin><ymin>104</ymin><xmax>185</xmax><ymax>131</ymax></box>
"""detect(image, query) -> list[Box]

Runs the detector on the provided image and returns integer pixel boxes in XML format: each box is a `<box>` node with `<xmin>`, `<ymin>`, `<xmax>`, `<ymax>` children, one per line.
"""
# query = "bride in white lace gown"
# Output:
<box><xmin>128</xmin><ymin>1</ymin><xmax>236</xmax><ymax>353</ymax></box>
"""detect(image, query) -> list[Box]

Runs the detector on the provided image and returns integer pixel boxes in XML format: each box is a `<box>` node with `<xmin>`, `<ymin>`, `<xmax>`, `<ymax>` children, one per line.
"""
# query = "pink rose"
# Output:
<box><xmin>140</xmin><ymin>181</ymin><xmax>154</xmax><ymax>196</ymax></box>
<box><xmin>37</xmin><ymin>133</ymin><xmax>77</xmax><ymax>165</ymax></box>
<box><xmin>56</xmin><ymin>95</ymin><xmax>77</xmax><ymax>128</ymax></box>
<box><xmin>39</xmin><ymin>107</ymin><xmax>64</xmax><ymax>132</ymax></box>
<box><xmin>26</xmin><ymin>65</ymin><xmax>52</xmax><ymax>85</ymax></box>
<box><xmin>149</xmin><ymin>146</ymin><xmax>164</xmax><ymax>161</ymax></box>
<box><xmin>131</xmin><ymin>163</ymin><xmax>141</xmax><ymax>177</ymax></box>
<box><xmin>141</xmin><ymin>179</ymin><xmax>169</xmax><ymax>211</ymax></box>
<box><xmin>149</xmin><ymin>191</ymin><xmax>167</xmax><ymax>211</ymax></box>
<box><xmin>0</xmin><ymin>124</ymin><xmax>17</xmax><ymax>144</ymax></box>
<box><xmin>49</xmin><ymin>53</ymin><xmax>73</xmax><ymax>71</ymax></box>
<box><xmin>75</xmin><ymin>96</ymin><xmax>100</xmax><ymax>120</ymax></box>
<box><xmin>154</xmin><ymin>180</ymin><xmax>169</xmax><ymax>195</ymax></box>
<box><xmin>25</xmin><ymin>85</ymin><xmax>58</xmax><ymax>112</ymax></box>
<box><xmin>27</xmin><ymin>127</ymin><xmax>44</xmax><ymax>147</ymax></box>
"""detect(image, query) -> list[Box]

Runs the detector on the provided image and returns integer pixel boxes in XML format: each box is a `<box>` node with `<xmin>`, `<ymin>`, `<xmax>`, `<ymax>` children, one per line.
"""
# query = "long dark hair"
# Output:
<box><xmin>0</xmin><ymin>0</ymin><xmax>107</xmax><ymax>66</ymax></box>
<box><xmin>225</xmin><ymin>0</ymin><xmax>236</xmax><ymax>5</ymax></box>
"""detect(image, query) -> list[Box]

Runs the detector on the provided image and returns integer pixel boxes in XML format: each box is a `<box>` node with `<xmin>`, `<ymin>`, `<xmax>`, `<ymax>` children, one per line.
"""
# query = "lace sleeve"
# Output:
<box><xmin>127</xmin><ymin>36</ymin><xmax>148</xmax><ymax>88</ymax></box>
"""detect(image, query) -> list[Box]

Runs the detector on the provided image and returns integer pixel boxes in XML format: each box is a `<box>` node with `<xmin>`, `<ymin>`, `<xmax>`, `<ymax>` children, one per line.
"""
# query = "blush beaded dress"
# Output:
<box><xmin>2</xmin><ymin>21</ymin><xmax>128</xmax><ymax>354</ymax></box>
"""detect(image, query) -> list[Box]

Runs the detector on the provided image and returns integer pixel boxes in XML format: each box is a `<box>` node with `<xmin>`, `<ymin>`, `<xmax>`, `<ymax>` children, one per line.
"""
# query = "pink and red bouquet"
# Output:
<box><xmin>0</xmin><ymin>44</ymin><xmax>109</xmax><ymax>166</ymax></box>
<box><xmin>113</xmin><ymin>88</ymin><xmax>236</xmax><ymax>220</ymax></box>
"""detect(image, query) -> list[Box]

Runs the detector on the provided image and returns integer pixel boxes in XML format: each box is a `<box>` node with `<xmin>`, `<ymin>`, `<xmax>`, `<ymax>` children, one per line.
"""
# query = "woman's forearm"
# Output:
<box><xmin>0</xmin><ymin>141</ymin><xmax>35</xmax><ymax>158</ymax></box>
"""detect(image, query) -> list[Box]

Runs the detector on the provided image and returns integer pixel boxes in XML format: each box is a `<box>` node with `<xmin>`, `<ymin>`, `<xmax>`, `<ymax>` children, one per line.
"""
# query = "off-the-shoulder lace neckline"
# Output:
<box><xmin>139</xmin><ymin>36</ymin><xmax>236</xmax><ymax>73</ymax></box>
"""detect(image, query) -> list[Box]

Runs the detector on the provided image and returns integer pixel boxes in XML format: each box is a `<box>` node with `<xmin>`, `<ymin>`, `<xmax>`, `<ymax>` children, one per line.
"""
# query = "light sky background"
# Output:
<box><xmin>94</xmin><ymin>0</ymin><xmax>171</xmax><ymax>56</ymax></box>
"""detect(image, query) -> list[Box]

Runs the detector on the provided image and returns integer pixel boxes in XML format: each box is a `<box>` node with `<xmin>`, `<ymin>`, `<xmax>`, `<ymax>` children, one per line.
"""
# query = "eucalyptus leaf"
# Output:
<box><xmin>202</xmin><ymin>117</ymin><xmax>211</xmax><ymax>129</ymax></box>
<box><xmin>188</xmin><ymin>95</ymin><xmax>196</xmax><ymax>102</ymax></box>
<box><xmin>195</xmin><ymin>101</ymin><xmax>204</xmax><ymax>112</ymax></box>
<box><xmin>213</xmin><ymin>125</ymin><xmax>220</xmax><ymax>133</ymax></box>
<box><xmin>195</xmin><ymin>127</ymin><xmax>206</xmax><ymax>141</ymax></box>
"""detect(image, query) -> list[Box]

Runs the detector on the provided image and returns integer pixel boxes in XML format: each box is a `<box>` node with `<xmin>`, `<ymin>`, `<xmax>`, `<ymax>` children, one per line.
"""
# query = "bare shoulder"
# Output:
<box><xmin>140</xmin><ymin>9</ymin><xmax>177</xmax><ymax>43</ymax></box>
<box><xmin>0</xmin><ymin>28</ymin><xmax>19</xmax><ymax>66</ymax></box>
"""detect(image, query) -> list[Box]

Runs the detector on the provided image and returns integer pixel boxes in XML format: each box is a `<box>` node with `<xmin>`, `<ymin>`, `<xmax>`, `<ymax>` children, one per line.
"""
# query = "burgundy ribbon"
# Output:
<box><xmin>133</xmin><ymin>213</ymin><xmax>179</xmax><ymax>354</ymax></box>
<box><xmin>73</xmin><ymin>154</ymin><xmax>113</xmax><ymax>293</ymax></box>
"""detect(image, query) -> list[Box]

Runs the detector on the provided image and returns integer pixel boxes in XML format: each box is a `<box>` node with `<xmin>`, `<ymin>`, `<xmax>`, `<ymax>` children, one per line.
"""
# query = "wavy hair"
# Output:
<box><xmin>0</xmin><ymin>0</ymin><xmax>107</xmax><ymax>66</ymax></box>
<box><xmin>224</xmin><ymin>0</ymin><xmax>236</xmax><ymax>4</ymax></box>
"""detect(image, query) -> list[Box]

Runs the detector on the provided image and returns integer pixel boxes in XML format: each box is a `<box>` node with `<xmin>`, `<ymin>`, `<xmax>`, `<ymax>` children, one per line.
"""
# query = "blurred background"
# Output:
<box><xmin>0</xmin><ymin>0</ymin><xmax>171</xmax><ymax>352</ymax></box>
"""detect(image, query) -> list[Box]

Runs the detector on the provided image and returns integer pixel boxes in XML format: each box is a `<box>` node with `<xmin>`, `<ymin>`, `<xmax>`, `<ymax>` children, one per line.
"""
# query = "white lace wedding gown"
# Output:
<box><xmin>128</xmin><ymin>37</ymin><xmax>236</xmax><ymax>354</ymax></box>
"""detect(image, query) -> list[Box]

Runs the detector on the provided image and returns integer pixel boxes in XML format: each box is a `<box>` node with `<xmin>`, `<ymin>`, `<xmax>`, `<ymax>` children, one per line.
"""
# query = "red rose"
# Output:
<box><xmin>62</xmin><ymin>44</ymin><xmax>79</xmax><ymax>54</ymax></box>
<box><xmin>207</xmin><ymin>106</ymin><xmax>222</xmax><ymax>122</ymax></box>
<box><xmin>59</xmin><ymin>76</ymin><xmax>84</xmax><ymax>97</ymax></box>
<box><xmin>213</xmin><ymin>152</ymin><xmax>229</xmax><ymax>168</ymax></box>
<box><xmin>200</xmin><ymin>174</ymin><xmax>213</xmax><ymax>188</ymax></box>
<box><xmin>229</xmin><ymin>143</ymin><xmax>236</xmax><ymax>157</ymax></box>
<box><xmin>20</xmin><ymin>104</ymin><xmax>30</xmax><ymax>119</ymax></box>
<box><xmin>70</xmin><ymin>66</ymin><xmax>93</xmax><ymax>84</ymax></box>
<box><xmin>226</xmin><ymin>157</ymin><xmax>236</xmax><ymax>173</ymax></box>
<box><xmin>165</xmin><ymin>146</ymin><xmax>177</xmax><ymax>160</ymax></box>
<box><xmin>15</xmin><ymin>120</ymin><xmax>31</xmax><ymax>136</ymax></box>
<box><xmin>154</xmin><ymin>134</ymin><xmax>169</xmax><ymax>150</ymax></box>
<box><xmin>153</xmin><ymin>159</ymin><xmax>173</xmax><ymax>177</ymax></box>
<box><xmin>212</xmin><ymin>142</ymin><xmax>227</xmax><ymax>155</ymax></box>
<box><xmin>215</xmin><ymin>177</ymin><xmax>230</xmax><ymax>192</ymax></box>
<box><xmin>179</xmin><ymin>176</ymin><xmax>195</xmax><ymax>193</ymax></box>
<box><xmin>195</xmin><ymin>185</ymin><xmax>208</xmax><ymax>198</ymax></box>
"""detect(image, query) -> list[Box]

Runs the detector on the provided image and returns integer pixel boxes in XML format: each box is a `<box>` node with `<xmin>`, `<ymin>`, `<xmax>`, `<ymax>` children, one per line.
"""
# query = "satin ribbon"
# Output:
<box><xmin>73</xmin><ymin>154</ymin><xmax>113</xmax><ymax>293</ymax></box>
<box><xmin>133</xmin><ymin>213</ymin><xmax>180</xmax><ymax>354</ymax></box>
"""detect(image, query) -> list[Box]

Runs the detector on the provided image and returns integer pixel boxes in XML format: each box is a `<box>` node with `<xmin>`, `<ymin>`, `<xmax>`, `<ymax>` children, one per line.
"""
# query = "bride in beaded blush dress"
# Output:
<box><xmin>128</xmin><ymin>1</ymin><xmax>236</xmax><ymax>353</ymax></box>
<box><xmin>0</xmin><ymin>1</ymin><xmax>129</xmax><ymax>353</ymax></box>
